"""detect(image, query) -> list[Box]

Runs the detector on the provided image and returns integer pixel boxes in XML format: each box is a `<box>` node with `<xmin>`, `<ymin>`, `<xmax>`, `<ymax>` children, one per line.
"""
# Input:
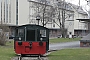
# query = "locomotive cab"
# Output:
<box><xmin>14</xmin><ymin>24</ymin><xmax>49</xmax><ymax>55</ymax></box>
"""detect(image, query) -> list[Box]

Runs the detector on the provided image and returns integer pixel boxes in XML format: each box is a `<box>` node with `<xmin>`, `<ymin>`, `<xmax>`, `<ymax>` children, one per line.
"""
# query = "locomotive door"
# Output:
<box><xmin>24</xmin><ymin>29</ymin><xmax>40</xmax><ymax>54</ymax></box>
<box><xmin>26</xmin><ymin>29</ymin><xmax>35</xmax><ymax>41</ymax></box>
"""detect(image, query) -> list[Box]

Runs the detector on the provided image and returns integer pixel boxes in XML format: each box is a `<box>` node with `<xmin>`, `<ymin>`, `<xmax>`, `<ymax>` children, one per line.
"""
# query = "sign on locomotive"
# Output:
<box><xmin>14</xmin><ymin>24</ymin><xmax>49</xmax><ymax>56</ymax></box>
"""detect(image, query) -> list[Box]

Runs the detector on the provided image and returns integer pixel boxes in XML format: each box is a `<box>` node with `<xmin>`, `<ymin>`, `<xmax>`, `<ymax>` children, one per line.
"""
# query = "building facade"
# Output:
<box><xmin>72</xmin><ymin>5</ymin><xmax>89</xmax><ymax>37</ymax></box>
<box><xmin>0</xmin><ymin>0</ymin><xmax>15</xmax><ymax>24</ymax></box>
<box><xmin>0</xmin><ymin>0</ymin><xmax>89</xmax><ymax>38</ymax></box>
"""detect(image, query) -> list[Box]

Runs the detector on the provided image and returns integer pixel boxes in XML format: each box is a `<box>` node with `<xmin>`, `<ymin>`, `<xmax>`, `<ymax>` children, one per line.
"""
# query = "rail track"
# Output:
<box><xmin>17</xmin><ymin>55</ymin><xmax>47</xmax><ymax>60</ymax></box>
<box><xmin>12</xmin><ymin>54</ymin><xmax>48</xmax><ymax>60</ymax></box>
<box><xmin>12</xmin><ymin>50</ymin><xmax>57</xmax><ymax>60</ymax></box>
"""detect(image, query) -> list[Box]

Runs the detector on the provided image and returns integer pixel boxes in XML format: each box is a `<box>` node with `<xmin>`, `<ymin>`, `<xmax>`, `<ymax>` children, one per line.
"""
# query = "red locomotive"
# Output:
<box><xmin>14</xmin><ymin>24</ymin><xmax>49</xmax><ymax>56</ymax></box>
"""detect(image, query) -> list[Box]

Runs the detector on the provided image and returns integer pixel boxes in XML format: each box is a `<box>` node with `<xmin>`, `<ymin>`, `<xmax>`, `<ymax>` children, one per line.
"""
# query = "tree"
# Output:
<box><xmin>28</xmin><ymin>0</ymin><xmax>74</xmax><ymax>38</ymax></box>
<box><xmin>28</xmin><ymin>0</ymin><xmax>55</xmax><ymax>26</ymax></box>
<box><xmin>0</xmin><ymin>23</ymin><xmax>10</xmax><ymax>46</ymax></box>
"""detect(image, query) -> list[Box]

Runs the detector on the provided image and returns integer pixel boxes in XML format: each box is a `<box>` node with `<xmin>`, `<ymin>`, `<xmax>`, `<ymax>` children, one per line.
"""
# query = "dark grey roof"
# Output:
<box><xmin>55</xmin><ymin>1</ymin><xmax>87</xmax><ymax>14</ymax></box>
<box><xmin>16</xmin><ymin>24</ymin><xmax>48</xmax><ymax>29</ymax></box>
<box><xmin>28</xmin><ymin>0</ymin><xmax>87</xmax><ymax>15</ymax></box>
<box><xmin>55</xmin><ymin>1</ymin><xmax>74</xmax><ymax>11</ymax></box>
<box><xmin>81</xmin><ymin>33</ymin><xmax>90</xmax><ymax>40</ymax></box>
<box><xmin>71</xmin><ymin>4</ymin><xmax>87</xmax><ymax>15</ymax></box>
<box><xmin>76</xmin><ymin>19</ymin><xmax>90</xmax><ymax>22</ymax></box>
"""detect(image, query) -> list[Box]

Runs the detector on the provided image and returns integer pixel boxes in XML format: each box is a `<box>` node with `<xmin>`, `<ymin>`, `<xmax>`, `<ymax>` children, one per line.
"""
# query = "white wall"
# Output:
<box><xmin>11</xmin><ymin>0</ymin><xmax>30</xmax><ymax>25</ymax></box>
<box><xmin>18</xmin><ymin>0</ymin><xmax>29</xmax><ymax>25</ymax></box>
<box><xmin>10</xmin><ymin>0</ymin><xmax>16</xmax><ymax>25</ymax></box>
<box><xmin>1</xmin><ymin>0</ymin><xmax>8</xmax><ymax>24</ymax></box>
<box><xmin>10</xmin><ymin>0</ymin><xmax>88</xmax><ymax>35</ymax></box>
<box><xmin>74</xmin><ymin>11</ymin><xmax>88</xmax><ymax>30</ymax></box>
<box><xmin>1</xmin><ymin>0</ymin><xmax>4</xmax><ymax>23</ymax></box>
<box><xmin>0</xmin><ymin>0</ymin><xmax>16</xmax><ymax>25</ymax></box>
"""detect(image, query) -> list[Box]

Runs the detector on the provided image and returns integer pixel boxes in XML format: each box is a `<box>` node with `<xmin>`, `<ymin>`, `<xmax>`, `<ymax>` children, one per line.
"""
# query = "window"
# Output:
<box><xmin>15</xmin><ymin>29</ymin><xmax>24</xmax><ymax>41</ymax></box>
<box><xmin>1</xmin><ymin>2</ymin><xmax>2</xmax><ymax>21</ymax></box>
<box><xmin>40</xmin><ymin>30</ymin><xmax>46</xmax><ymax>37</ymax></box>
<box><xmin>53</xmin><ymin>24</ymin><xmax>55</xmax><ymax>27</ymax></box>
<box><xmin>16</xmin><ymin>0</ymin><xmax>18</xmax><ymax>25</ymax></box>
<box><xmin>9</xmin><ymin>4</ymin><xmax>11</xmax><ymax>23</ymax></box>
<box><xmin>6</xmin><ymin>4</ymin><xmax>8</xmax><ymax>23</ymax></box>
<box><xmin>18</xmin><ymin>29</ymin><xmax>24</xmax><ymax>37</ymax></box>
<box><xmin>16</xmin><ymin>8</ymin><xmax>18</xmax><ymax>13</ymax></box>
<box><xmin>26</xmin><ymin>30</ymin><xmax>35</xmax><ymax>41</ymax></box>
<box><xmin>4</xmin><ymin>2</ymin><xmax>5</xmax><ymax>23</ymax></box>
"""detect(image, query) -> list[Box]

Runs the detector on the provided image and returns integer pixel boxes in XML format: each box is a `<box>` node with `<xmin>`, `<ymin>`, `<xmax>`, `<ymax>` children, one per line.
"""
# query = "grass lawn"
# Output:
<box><xmin>50</xmin><ymin>38</ymin><xmax>81</xmax><ymax>43</ymax></box>
<box><xmin>0</xmin><ymin>38</ymin><xmax>85</xmax><ymax>60</ymax></box>
<box><xmin>48</xmin><ymin>48</ymin><xmax>90</xmax><ymax>60</ymax></box>
<box><xmin>0</xmin><ymin>41</ymin><xmax>16</xmax><ymax>60</ymax></box>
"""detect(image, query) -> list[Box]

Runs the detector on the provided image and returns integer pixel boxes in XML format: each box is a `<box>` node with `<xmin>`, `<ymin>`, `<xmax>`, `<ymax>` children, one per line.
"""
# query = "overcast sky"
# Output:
<box><xmin>0</xmin><ymin>0</ymin><xmax>89</xmax><ymax>10</ymax></box>
<box><xmin>65</xmin><ymin>0</ymin><xmax>87</xmax><ymax>6</ymax></box>
<box><xmin>66</xmin><ymin>0</ymin><xmax>90</xmax><ymax>11</ymax></box>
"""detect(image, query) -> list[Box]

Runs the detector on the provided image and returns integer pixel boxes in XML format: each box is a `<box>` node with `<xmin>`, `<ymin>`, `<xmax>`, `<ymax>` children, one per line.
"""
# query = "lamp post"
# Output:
<box><xmin>36</xmin><ymin>15</ymin><xmax>40</xmax><ymax>25</ymax></box>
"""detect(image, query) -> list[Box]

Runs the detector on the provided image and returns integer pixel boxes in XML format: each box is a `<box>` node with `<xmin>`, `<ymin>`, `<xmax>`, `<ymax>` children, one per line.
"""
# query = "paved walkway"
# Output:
<box><xmin>49</xmin><ymin>41</ymin><xmax>80</xmax><ymax>50</ymax></box>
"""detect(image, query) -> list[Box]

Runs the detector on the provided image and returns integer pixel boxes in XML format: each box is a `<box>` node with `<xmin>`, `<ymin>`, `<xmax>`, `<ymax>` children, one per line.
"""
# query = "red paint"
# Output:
<box><xmin>15</xmin><ymin>41</ymin><xmax>46</xmax><ymax>55</ymax></box>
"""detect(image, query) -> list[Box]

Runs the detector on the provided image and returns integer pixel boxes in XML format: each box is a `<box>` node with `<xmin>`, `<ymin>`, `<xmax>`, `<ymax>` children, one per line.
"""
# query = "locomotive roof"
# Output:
<box><xmin>16</xmin><ymin>24</ymin><xmax>48</xmax><ymax>29</ymax></box>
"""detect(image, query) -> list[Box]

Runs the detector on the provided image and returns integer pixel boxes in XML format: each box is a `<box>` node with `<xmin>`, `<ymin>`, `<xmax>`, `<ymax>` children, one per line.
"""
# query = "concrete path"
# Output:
<box><xmin>49</xmin><ymin>41</ymin><xmax>80</xmax><ymax>50</ymax></box>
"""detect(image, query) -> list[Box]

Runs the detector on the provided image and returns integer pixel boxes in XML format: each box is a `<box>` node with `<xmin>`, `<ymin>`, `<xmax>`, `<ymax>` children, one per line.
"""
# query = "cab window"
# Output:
<box><xmin>18</xmin><ymin>29</ymin><xmax>24</xmax><ymax>37</ymax></box>
<box><xmin>40</xmin><ymin>30</ymin><xmax>46</xmax><ymax>37</ymax></box>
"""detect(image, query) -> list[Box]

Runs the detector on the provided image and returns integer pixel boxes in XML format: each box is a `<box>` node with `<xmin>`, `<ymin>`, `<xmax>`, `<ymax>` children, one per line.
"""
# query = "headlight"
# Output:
<box><xmin>19</xmin><ymin>37</ymin><xmax>21</xmax><ymax>40</ymax></box>
<box><xmin>40</xmin><ymin>38</ymin><xmax>43</xmax><ymax>41</ymax></box>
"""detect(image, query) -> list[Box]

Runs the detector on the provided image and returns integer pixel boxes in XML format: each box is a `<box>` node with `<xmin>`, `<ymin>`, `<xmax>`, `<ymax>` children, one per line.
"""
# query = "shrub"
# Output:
<box><xmin>0</xmin><ymin>24</ymin><xmax>10</xmax><ymax>46</ymax></box>
<box><xmin>0</xmin><ymin>32</ymin><xmax>7</xmax><ymax>45</ymax></box>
